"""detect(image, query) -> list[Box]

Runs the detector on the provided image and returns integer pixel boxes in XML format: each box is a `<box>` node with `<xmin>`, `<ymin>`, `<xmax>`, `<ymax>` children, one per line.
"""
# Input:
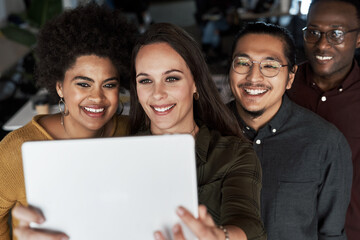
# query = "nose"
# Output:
<box><xmin>246</xmin><ymin>63</ymin><xmax>264</xmax><ymax>83</ymax></box>
<box><xmin>88</xmin><ymin>87</ymin><xmax>104</xmax><ymax>103</ymax></box>
<box><xmin>152</xmin><ymin>82</ymin><xmax>167</xmax><ymax>100</ymax></box>
<box><xmin>315</xmin><ymin>33</ymin><xmax>332</xmax><ymax>50</ymax></box>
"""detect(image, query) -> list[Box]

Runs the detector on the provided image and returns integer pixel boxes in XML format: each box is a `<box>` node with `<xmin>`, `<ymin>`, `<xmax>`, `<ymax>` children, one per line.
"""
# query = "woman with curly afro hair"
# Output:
<box><xmin>0</xmin><ymin>3</ymin><xmax>136</xmax><ymax>240</ymax></box>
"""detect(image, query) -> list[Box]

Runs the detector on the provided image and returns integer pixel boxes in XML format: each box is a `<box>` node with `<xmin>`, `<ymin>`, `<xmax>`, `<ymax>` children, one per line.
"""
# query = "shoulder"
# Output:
<box><xmin>210</xmin><ymin>128</ymin><xmax>253</xmax><ymax>151</ymax></box>
<box><xmin>198</xmin><ymin>124</ymin><xmax>252</xmax><ymax>149</ymax></box>
<box><xmin>197</xmin><ymin>125</ymin><xmax>260</xmax><ymax>170</ymax></box>
<box><xmin>287</xmin><ymin>101</ymin><xmax>348</xmax><ymax>144</ymax></box>
<box><xmin>0</xmin><ymin>119</ymin><xmax>49</xmax><ymax>192</ymax></box>
<box><xmin>1</xmin><ymin>118</ymin><xmax>48</xmax><ymax>148</ymax></box>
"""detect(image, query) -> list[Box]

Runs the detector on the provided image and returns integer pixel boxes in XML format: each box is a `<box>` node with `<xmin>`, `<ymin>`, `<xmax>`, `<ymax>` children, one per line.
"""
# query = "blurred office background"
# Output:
<box><xmin>0</xmin><ymin>0</ymin><xmax>311</xmax><ymax>140</ymax></box>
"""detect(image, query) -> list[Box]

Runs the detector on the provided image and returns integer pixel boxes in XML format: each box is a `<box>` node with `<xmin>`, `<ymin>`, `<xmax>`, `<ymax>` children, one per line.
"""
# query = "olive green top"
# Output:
<box><xmin>138</xmin><ymin>124</ymin><xmax>266</xmax><ymax>240</ymax></box>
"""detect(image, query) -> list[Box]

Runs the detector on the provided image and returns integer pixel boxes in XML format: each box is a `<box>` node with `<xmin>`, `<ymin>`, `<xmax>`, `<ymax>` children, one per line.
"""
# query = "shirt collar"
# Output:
<box><xmin>230</xmin><ymin>96</ymin><xmax>292</xmax><ymax>140</ymax></box>
<box><xmin>265</xmin><ymin>95</ymin><xmax>292</xmax><ymax>134</ymax></box>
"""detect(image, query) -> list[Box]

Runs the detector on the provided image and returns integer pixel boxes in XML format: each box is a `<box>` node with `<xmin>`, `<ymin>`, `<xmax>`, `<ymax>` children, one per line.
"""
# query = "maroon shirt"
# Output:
<box><xmin>287</xmin><ymin>61</ymin><xmax>360</xmax><ymax>240</ymax></box>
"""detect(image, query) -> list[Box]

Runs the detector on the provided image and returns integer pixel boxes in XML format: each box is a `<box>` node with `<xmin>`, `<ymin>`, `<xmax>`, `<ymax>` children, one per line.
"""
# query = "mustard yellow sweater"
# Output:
<box><xmin>0</xmin><ymin>114</ymin><xmax>129</xmax><ymax>240</ymax></box>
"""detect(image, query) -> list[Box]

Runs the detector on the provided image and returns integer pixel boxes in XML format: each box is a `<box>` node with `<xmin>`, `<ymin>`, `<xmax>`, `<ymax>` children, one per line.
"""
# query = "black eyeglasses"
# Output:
<box><xmin>232</xmin><ymin>56</ymin><xmax>288</xmax><ymax>78</ymax></box>
<box><xmin>302</xmin><ymin>27</ymin><xmax>360</xmax><ymax>45</ymax></box>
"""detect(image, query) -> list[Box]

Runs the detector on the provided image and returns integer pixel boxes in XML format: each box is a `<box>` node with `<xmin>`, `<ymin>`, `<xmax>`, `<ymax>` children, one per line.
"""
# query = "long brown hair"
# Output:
<box><xmin>129</xmin><ymin>23</ymin><xmax>244</xmax><ymax>139</ymax></box>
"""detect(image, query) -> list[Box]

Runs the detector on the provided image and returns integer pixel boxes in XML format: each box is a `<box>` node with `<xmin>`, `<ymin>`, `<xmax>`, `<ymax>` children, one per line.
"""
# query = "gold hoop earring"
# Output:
<box><xmin>193</xmin><ymin>92</ymin><xmax>199</xmax><ymax>100</ymax></box>
<box><xmin>118</xmin><ymin>100</ymin><xmax>124</xmax><ymax>115</ymax></box>
<box><xmin>58</xmin><ymin>97</ymin><xmax>69</xmax><ymax>116</ymax></box>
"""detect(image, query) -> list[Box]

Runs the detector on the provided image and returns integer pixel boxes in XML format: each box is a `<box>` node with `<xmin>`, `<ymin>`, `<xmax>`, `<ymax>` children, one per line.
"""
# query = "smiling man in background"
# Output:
<box><xmin>287</xmin><ymin>1</ymin><xmax>360</xmax><ymax>238</ymax></box>
<box><xmin>227</xmin><ymin>22</ymin><xmax>352</xmax><ymax>240</ymax></box>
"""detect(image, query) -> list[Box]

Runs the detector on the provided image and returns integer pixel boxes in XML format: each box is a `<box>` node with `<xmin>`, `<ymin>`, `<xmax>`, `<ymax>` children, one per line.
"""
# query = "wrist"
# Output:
<box><xmin>219</xmin><ymin>225</ymin><xmax>230</xmax><ymax>240</ymax></box>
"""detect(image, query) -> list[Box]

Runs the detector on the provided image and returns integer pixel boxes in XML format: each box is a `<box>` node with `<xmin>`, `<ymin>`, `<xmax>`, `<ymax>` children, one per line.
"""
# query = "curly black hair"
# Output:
<box><xmin>35</xmin><ymin>3</ymin><xmax>137</xmax><ymax>99</ymax></box>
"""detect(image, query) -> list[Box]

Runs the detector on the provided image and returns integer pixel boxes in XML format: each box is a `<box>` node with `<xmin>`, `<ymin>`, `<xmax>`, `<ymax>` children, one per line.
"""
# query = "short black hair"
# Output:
<box><xmin>35</xmin><ymin>3</ymin><xmax>137</xmax><ymax>98</ymax></box>
<box><xmin>309</xmin><ymin>0</ymin><xmax>360</xmax><ymax>23</ymax></box>
<box><xmin>231</xmin><ymin>22</ymin><xmax>297</xmax><ymax>72</ymax></box>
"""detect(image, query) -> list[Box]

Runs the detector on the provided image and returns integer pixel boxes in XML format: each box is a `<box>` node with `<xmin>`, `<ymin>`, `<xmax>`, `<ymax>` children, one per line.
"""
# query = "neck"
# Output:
<box><xmin>313</xmin><ymin>75</ymin><xmax>344</xmax><ymax>92</ymax></box>
<box><xmin>236</xmin><ymin>102</ymin><xmax>279</xmax><ymax>132</ymax></box>
<box><xmin>61</xmin><ymin>115</ymin><xmax>106</xmax><ymax>139</ymax></box>
<box><xmin>150</xmin><ymin>121</ymin><xmax>199</xmax><ymax>138</ymax></box>
<box><xmin>311</xmin><ymin>63</ymin><xmax>352</xmax><ymax>92</ymax></box>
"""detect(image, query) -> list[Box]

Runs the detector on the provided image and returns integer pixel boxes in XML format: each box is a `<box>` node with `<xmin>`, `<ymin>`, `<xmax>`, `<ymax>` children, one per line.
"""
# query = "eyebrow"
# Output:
<box><xmin>136</xmin><ymin>69</ymin><xmax>184</xmax><ymax>78</ymax></box>
<box><xmin>72</xmin><ymin>76</ymin><xmax>119</xmax><ymax>82</ymax></box>
<box><xmin>233</xmin><ymin>53</ymin><xmax>282</xmax><ymax>62</ymax></box>
<box><xmin>308</xmin><ymin>24</ymin><xmax>344</xmax><ymax>29</ymax></box>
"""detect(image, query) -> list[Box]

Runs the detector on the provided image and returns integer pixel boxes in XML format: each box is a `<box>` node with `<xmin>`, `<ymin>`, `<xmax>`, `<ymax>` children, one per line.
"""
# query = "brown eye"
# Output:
<box><xmin>330</xmin><ymin>30</ymin><xmax>344</xmax><ymax>39</ymax></box>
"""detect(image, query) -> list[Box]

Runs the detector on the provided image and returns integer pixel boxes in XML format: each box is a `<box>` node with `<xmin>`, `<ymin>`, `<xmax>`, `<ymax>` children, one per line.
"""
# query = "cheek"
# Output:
<box><xmin>274</xmin><ymin>80</ymin><xmax>288</xmax><ymax>94</ymax></box>
<box><xmin>64</xmin><ymin>90</ymin><xmax>81</xmax><ymax>107</ymax></box>
<box><xmin>175</xmin><ymin>86</ymin><xmax>193</xmax><ymax>103</ymax></box>
<box><xmin>342</xmin><ymin>46</ymin><xmax>356</xmax><ymax>60</ymax></box>
<box><xmin>229</xmin><ymin>74</ymin><xmax>240</xmax><ymax>93</ymax></box>
<box><xmin>304</xmin><ymin>43</ymin><xmax>315</xmax><ymax>56</ymax></box>
<box><xmin>109</xmin><ymin>91</ymin><xmax>119</xmax><ymax>105</ymax></box>
<box><xmin>304</xmin><ymin>42</ymin><xmax>314</xmax><ymax>49</ymax></box>
<box><xmin>136</xmin><ymin>87</ymin><xmax>148</xmax><ymax>107</ymax></box>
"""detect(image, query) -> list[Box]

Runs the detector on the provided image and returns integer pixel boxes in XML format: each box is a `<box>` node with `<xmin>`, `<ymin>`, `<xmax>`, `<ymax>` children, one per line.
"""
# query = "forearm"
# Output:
<box><xmin>0</xmin><ymin>227</ymin><xmax>11</xmax><ymax>240</ymax></box>
<box><xmin>221</xmin><ymin>149</ymin><xmax>265</xmax><ymax>239</ymax></box>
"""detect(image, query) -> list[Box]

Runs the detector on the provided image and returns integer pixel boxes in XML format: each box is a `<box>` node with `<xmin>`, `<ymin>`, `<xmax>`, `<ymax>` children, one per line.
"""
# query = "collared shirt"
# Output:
<box><xmin>287</xmin><ymin>61</ymin><xmax>360</xmax><ymax>240</ymax></box>
<box><xmin>136</xmin><ymin>125</ymin><xmax>266</xmax><ymax>240</ymax></box>
<box><xmin>228</xmin><ymin>96</ymin><xmax>352</xmax><ymax>240</ymax></box>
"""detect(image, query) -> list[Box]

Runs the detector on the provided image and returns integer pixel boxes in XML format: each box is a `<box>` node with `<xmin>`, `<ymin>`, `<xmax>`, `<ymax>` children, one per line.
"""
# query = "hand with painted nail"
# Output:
<box><xmin>12</xmin><ymin>205</ymin><xmax>69</xmax><ymax>240</ymax></box>
<box><xmin>154</xmin><ymin>205</ymin><xmax>248</xmax><ymax>240</ymax></box>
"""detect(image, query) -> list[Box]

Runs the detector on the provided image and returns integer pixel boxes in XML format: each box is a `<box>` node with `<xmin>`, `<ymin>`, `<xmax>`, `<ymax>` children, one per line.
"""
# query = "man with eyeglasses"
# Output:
<box><xmin>287</xmin><ymin>1</ymin><xmax>360</xmax><ymax>239</ymax></box>
<box><xmin>227</xmin><ymin>22</ymin><xmax>352</xmax><ymax>240</ymax></box>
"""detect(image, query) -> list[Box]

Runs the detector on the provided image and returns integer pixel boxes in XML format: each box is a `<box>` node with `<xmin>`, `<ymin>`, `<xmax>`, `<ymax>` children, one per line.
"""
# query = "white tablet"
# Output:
<box><xmin>21</xmin><ymin>134</ymin><xmax>198</xmax><ymax>240</ymax></box>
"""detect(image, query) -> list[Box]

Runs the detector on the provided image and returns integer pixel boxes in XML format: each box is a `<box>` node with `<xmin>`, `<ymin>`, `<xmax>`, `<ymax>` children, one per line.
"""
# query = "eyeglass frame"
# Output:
<box><xmin>302</xmin><ymin>27</ymin><xmax>360</xmax><ymax>45</ymax></box>
<box><xmin>231</xmin><ymin>56</ymin><xmax>289</xmax><ymax>78</ymax></box>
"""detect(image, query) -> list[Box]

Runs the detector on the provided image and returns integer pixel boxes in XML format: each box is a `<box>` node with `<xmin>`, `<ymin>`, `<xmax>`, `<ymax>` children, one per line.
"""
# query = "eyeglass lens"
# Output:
<box><xmin>304</xmin><ymin>29</ymin><xmax>345</xmax><ymax>44</ymax></box>
<box><xmin>233</xmin><ymin>57</ymin><xmax>282</xmax><ymax>77</ymax></box>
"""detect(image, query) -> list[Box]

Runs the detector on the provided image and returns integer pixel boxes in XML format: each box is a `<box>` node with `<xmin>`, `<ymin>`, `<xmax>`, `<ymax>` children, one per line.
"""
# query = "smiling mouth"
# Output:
<box><xmin>152</xmin><ymin>104</ymin><xmax>176</xmax><ymax>113</ymax></box>
<box><xmin>315</xmin><ymin>55</ymin><xmax>333</xmax><ymax>61</ymax></box>
<box><xmin>84</xmin><ymin>107</ymin><xmax>105</xmax><ymax>113</ymax></box>
<box><xmin>244</xmin><ymin>88</ymin><xmax>268</xmax><ymax>95</ymax></box>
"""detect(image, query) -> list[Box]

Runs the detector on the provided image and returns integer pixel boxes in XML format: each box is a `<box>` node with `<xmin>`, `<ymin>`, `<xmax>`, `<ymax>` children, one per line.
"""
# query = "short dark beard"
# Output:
<box><xmin>241</xmin><ymin>104</ymin><xmax>265</xmax><ymax>119</ymax></box>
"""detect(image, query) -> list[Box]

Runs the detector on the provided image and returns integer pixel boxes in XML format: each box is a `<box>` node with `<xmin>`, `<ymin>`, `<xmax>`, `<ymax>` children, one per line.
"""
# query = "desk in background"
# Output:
<box><xmin>2</xmin><ymin>100</ymin><xmax>58</xmax><ymax>131</ymax></box>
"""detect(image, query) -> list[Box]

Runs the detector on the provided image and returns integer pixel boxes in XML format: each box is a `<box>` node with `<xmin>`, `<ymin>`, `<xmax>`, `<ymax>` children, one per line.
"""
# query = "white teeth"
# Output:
<box><xmin>153</xmin><ymin>105</ymin><xmax>175</xmax><ymax>112</ymax></box>
<box><xmin>84</xmin><ymin>107</ymin><xmax>104</xmax><ymax>113</ymax></box>
<box><xmin>316</xmin><ymin>55</ymin><xmax>332</xmax><ymax>60</ymax></box>
<box><xmin>244</xmin><ymin>88</ymin><xmax>267</xmax><ymax>95</ymax></box>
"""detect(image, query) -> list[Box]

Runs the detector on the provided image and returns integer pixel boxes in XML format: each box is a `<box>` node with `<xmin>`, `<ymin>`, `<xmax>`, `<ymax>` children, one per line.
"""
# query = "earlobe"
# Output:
<box><xmin>356</xmin><ymin>34</ymin><xmax>360</xmax><ymax>48</ymax></box>
<box><xmin>56</xmin><ymin>82</ymin><xmax>64</xmax><ymax>98</ymax></box>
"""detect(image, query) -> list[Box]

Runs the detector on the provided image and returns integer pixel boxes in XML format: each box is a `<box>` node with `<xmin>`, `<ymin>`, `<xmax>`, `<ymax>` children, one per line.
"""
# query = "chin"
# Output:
<box><xmin>241</xmin><ymin>105</ymin><xmax>265</xmax><ymax>118</ymax></box>
<box><xmin>312</xmin><ymin>68</ymin><xmax>334</xmax><ymax>78</ymax></box>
